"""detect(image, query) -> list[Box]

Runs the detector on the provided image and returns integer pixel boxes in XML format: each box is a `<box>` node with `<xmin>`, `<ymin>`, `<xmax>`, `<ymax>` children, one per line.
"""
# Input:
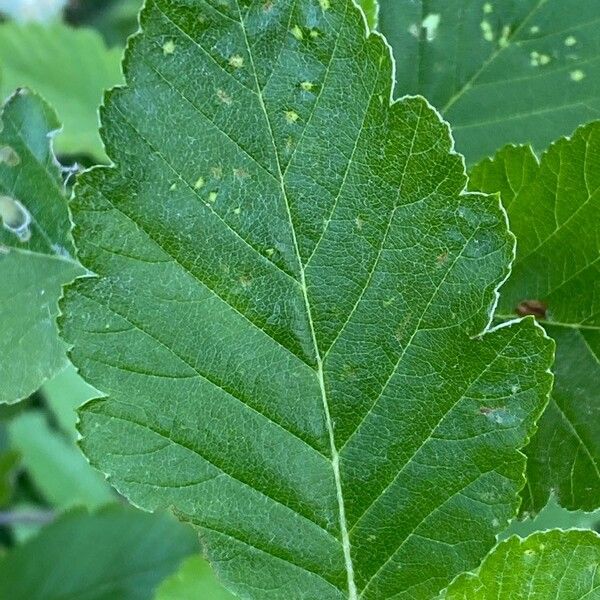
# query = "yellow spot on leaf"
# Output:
<box><xmin>266</xmin><ymin>248</ymin><xmax>275</xmax><ymax>256</ymax></box>
<box><xmin>529</xmin><ymin>25</ymin><xmax>540</xmax><ymax>34</ymax></box>
<box><xmin>233</xmin><ymin>207</ymin><xmax>241</xmax><ymax>215</ymax></box>
<box><xmin>483</xmin><ymin>2</ymin><xmax>493</xmax><ymax>14</ymax></box>
<box><xmin>0</xmin><ymin>145</ymin><xmax>20</xmax><ymax>166</ymax></box>
<box><xmin>319</xmin><ymin>0</ymin><xmax>330</xmax><ymax>10</ymax></box>
<box><xmin>300</xmin><ymin>81</ymin><xmax>314</xmax><ymax>91</ymax></box>
<box><xmin>499</xmin><ymin>25</ymin><xmax>510</xmax><ymax>48</ymax></box>
<box><xmin>291</xmin><ymin>25</ymin><xmax>303</xmax><ymax>40</ymax></box>
<box><xmin>309</xmin><ymin>29</ymin><xmax>320</xmax><ymax>39</ymax></box>
<box><xmin>208</xmin><ymin>191</ymin><xmax>218</xmax><ymax>203</ymax></box>
<box><xmin>565</xmin><ymin>35</ymin><xmax>577</xmax><ymax>47</ymax></box>
<box><xmin>162</xmin><ymin>40</ymin><xmax>176</xmax><ymax>55</ymax></box>
<box><xmin>570</xmin><ymin>69</ymin><xmax>585</xmax><ymax>81</ymax></box>
<box><xmin>480</xmin><ymin>20</ymin><xmax>494</xmax><ymax>42</ymax></box>
<box><xmin>285</xmin><ymin>110</ymin><xmax>300</xmax><ymax>124</ymax></box>
<box><xmin>217</xmin><ymin>89</ymin><xmax>233</xmax><ymax>105</ymax></box>
<box><xmin>228</xmin><ymin>54</ymin><xmax>244</xmax><ymax>68</ymax></box>
<box><xmin>194</xmin><ymin>177</ymin><xmax>205</xmax><ymax>189</ymax></box>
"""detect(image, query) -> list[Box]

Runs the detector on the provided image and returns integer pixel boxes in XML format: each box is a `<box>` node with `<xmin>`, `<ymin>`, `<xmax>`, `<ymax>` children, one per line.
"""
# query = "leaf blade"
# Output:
<box><xmin>61</xmin><ymin>1</ymin><xmax>554</xmax><ymax>597</ymax></box>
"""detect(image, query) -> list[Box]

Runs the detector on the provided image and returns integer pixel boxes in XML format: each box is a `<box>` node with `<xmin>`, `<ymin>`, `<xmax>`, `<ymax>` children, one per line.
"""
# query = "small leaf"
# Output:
<box><xmin>61</xmin><ymin>1</ymin><xmax>553</xmax><ymax>598</ymax></box>
<box><xmin>470</xmin><ymin>123</ymin><xmax>600</xmax><ymax>513</ymax></box>
<box><xmin>0</xmin><ymin>506</ymin><xmax>200</xmax><ymax>600</ymax></box>
<box><xmin>377</xmin><ymin>0</ymin><xmax>600</xmax><ymax>163</ymax></box>
<box><xmin>0</xmin><ymin>89</ymin><xmax>83</xmax><ymax>404</ymax></box>
<box><xmin>0</xmin><ymin>22</ymin><xmax>123</xmax><ymax>158</ymax></box>
<box><xmin>8</xmin><ymin>411</ymin><xmax>114</xmax><ymax>509</ymax></box>
<box><xmin>154</xmin><ymin>555</ymin><xmax>236</xmax><ymax>600</ymax></box>
<box><xmin>443</xmin><ymin>530</ymin><xmax>600</xmax><ymax>599</ymax></box>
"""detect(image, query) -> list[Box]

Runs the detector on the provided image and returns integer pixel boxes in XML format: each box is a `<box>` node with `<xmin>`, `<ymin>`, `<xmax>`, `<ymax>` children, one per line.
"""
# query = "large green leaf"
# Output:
<box><xmin>8</xmin><ymin>411</ymin><xmax>113</xmax><ymax>509</ymax></box>
<box><xmin>0</xmin><ymin>506</ymin><xmax>200</xmax><ymax>600</ymax></box>
<box><xmin>60</xmin><ymin>1</ymin><xmax>553</xmax><ymax>598</ymax></box>
<box><xmin>470</xmin><ymin>123</ymin><xmax>600</xmax><ymax>513</ymax></box>
<box><xmin>0</xmin><ymin>22</ymin><xmax>123</xmax><ymax>158</ymax></box>
<box><xmin>443</xmin><ymin>530</ymin><xmax>600</xmax><ymax>599</ymax></box>
<box><xmin>0</xmin><ymin>89</ymin><xmax>82</xmax><ymax>404</ymax></box>
<box><xmin>154</xmin><ymin>555</ymin><xmax>236</xmax><ymax>600</ymax></box>
<box><xmin>377</xmin><ymin>0</ymin><xmax>600</xmax><ymax>164</ymax></box>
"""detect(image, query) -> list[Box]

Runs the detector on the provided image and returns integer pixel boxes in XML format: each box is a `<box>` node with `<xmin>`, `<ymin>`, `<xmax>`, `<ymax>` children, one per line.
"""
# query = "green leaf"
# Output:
<box><xmin>8</xmin><ymin>411</ymin><xmax>114</xmax><ymax>509</ymax></box>
<box><xmin>154</xmin><ymin>555</ymin><xmax>236</xmax><ymax>600</ymax></box>
<box><xmin>60</xmin><ymin>1</ymin><xmax>554</xmax><ymax>598</ymax></box>
<box><xmin>442</xmin><ymin>530</ymin><xmax>600</xmax><ymax>599</ymax></box>
<box><xmin>470</xmin><ymin>123</ymin><xmax>600</xmax><ymax>513</ymax></box>
<box><xmin>0</xmin><ymin>22</ymin><xmax>123</xmax><ymax>158</ymax></box>
<box><xmin>42</xmin><ymin>364</ymin><xmax>98</xmax><ymax>442</ymax></box>
<box><xmin>357</xmin><ymin>0</ymin><xmax>378</xmax><ymax>30</ymax></box>
<box><xmin>0</xmin><ymin>506</ymin><xmax>200</xmax><ymax>600</ymax></box>
<box><xmin>377</xmin><ymin>0</ymin><xmax>600</xmax><ymax>164</ymax></box>
<box><xmin>0</xmin><ymin>89</ymin><xmax>82</xmax><ymax>404</ymax></box>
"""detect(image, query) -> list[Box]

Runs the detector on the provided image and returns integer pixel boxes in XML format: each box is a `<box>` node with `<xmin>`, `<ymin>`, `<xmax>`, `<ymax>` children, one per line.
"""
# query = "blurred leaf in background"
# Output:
<box><xmin>0</xmin><ymin>22</ymin><xmax>123</xmax><ymax>159</ymax></box>
<box><xmin>0</xmin><ymin>0</ymin><xmax>67</xmax><ymax>23</ymax></box>
<box><xmin>0</xmin><ymin>506</ymin><xmax>200</xmax><ymax>600</ymax></box>
<box><xmin>8</xmin><ymin>411</ymin><xmax>113</xmax><ymax>509</ymax></box>
<box><xmin>66</xmin><ymin>0</ymin><xmax>143</xmax><ymax>47</ymax></box>
<box><xmin>0</xmin><ymin>89</ymin><xmax>83</xmax><ymax>404</ymax></box>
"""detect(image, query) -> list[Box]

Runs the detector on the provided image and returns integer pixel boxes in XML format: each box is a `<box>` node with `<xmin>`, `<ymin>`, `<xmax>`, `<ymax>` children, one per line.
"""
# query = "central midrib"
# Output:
<box><xmin>234</xmin><ymin>3</ymin><xmax>358</xmax><ymax>598</ymax></box>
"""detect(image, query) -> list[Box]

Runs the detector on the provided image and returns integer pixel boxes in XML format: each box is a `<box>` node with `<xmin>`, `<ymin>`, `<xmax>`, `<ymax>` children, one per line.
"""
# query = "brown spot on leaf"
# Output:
<box><xmin>516</xmin><ymin>299</ymin><xmax>547</xmax><ymax>319</ymax></box>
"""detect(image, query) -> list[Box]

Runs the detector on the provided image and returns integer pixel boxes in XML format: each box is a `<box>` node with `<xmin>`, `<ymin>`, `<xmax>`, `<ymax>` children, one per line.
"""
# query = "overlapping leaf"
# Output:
<box><xmin>0</xmin><ymin>90</ymin><xmax>82</xmax><ymax>404</ymax></box>
<box><xmin>60</xmin><ymin>0</ymin><xmax>553</xmax><ymax>598</ymax></box>
<box><xmin>0</xmin><ymin>507</ymin><xmax>200</xmax><ymax>600</ymax></box>
<box><xmin>443</xmin><ymin>530</ymin><xmax>600</xmax><ymax>599</ymax></box>
<box><xmin>377</xmin><ymin>0</ymin><xmax>600</xmax><ymax>164</ymax></box>
<box><xmin>0</xmin><ymin>22</ymin><xmax>123</xmax><ymax>158</ymax></box>
<box><xmin>470</xmin><ymin>123</ymin><xmax>600</xmax><ymax>513</ymax></box>
<box><xmin>154</xmin><ymin>555</ymin><xmax>236</xmax><ymax>600</ymax></box>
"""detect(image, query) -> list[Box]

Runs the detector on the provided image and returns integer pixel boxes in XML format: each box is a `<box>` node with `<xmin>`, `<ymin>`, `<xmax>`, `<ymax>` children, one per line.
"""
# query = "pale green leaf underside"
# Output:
<box><xmin>470</xmin><ymin>124</ymin><xmax>600</xmax><ymax>513</ymax></box>
<box><xmin>61</xmin><ymin>1</ymin><xmax>553</xmax><ymax>598</ymax></box>
<box><xmin>0</xmin><ymin>22</ymin><xmax>123</xmax><ymax>158</ymax></box>
<box><xmin>0</xmin><ymin>507</ymin><xmax>199</xmax><ymax>600</ymax></box>
<box><xmin>0</xmin><ymin>90</ymin><xmax>82</xmax><ymax>403</ymax></box>
<box><xmin>154</xmin><ymin>555</ymin><xmax>237</xmax><ymax>600</ymax></box>
<box><xmin>378</xmin><ymin>0</ymin><xmax>600</xmax><ymax>164</ymax></box>
<box><xmin>443</xmin><ymin>530</ymin><xmax>600</xmax><ymax>599</ymax></box>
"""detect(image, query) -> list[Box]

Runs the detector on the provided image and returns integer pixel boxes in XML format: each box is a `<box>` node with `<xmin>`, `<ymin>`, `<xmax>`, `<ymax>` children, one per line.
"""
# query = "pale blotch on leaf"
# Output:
<box><xmin>408</xmin><ymin>23</ymin><xmax>419</xmax><ymax>38</ymax></box>
<box><xmin>0</xmin><ymin>145</ymin><xmax>20</xmax><ymax>166</ymax></box>
<box><xmin>300</xmin><ymin>81</ymin><xmax>314</xmax><ymax>92</ymax></box>
<box><xmin>228</xmin><ymin>54</ymin><xmax>244</xmax><ymax>69</ymax></box>
<box><xmin>162</xmin><ymin>40</ymin><xmax>176</xmax><ymax>55</ymax></box>
<box><xmin>483</xmin><ymin>2</ymin><xmax>493</xmax><ymax>14</ymax></box>
<box><xmin>570</xmin><ymin>69</ymin><xmax>586</xmax><ymax>82</ymax></box>
<box><xmin>233</xmin><ymin>207</ymin><xmax>241</xmax><ymax>215</ymax></box>
<box><xmin>564</xmin><ymin>36</ymin><xmax>577</xmax><ymax>47</ymax></box>
<box><xmin>285</xmin><ymin>110</ymin><xmax>300</xmax><ymax>124</ymax></box>
<box><xmin>498</xmin><ymin>25</ymin><xmax>511</xmax><ymax>48</ymax></box>
<box><xmin>529</xmin><ymin>25</ymin><xmax>540</xmax><ymax>34</ymax></box>
<box><xmin>217</xmin><ymin>89</ymin><xmax>233</xmax><ymax>105</ymax></box>
<box><xmin>309</xmin><ymin>29</ymin><xmax>320</xmax><ymax>39</ymax></box>
<box><xmin>0</xmin><ymin>195</ymin><xmax>32</xmax><ymax>242</ymax></box>
<box><xmin>291</xmin><ymin>25</ymin><xmax>303</xmax><ymax>40</ymax></box>
<box><xmin>319</xmin><ymin>0</ymin><xmax>330</xmax><ymax>10</ymax></box>
<box><xmin>530</xmin><ymin>51</ymin><xmax>551</xmax><ymax>67</ymax></box>
<box><xmin>169</xmin><ymin>182</ymin><xmax>177</xmax><ymax>191</ymax></box>
<box><xmin>211</xmin><ymin>165</ymin><xmax>223</xmax><ymax>179</ymax></box>
<box><xmin>208</xmin><ymin>191</ymin><xmax>218</xmax><ymax>203</ymax></box>
<box><xmin>194</xmin><ymin>177</ymin><xmax>205</xmax><ymax>189</ymax></box>
<box><xmin>480</xmin><ymin>20</ymin><xmax>494</xmax><ymax>42</ymax></box>
<box><xmin>265</xmin><ymin>248</ymin><xmax>275</xmax><ymax>257</ymax></box>
<box><xmin>422</xmin><ymin>14</ymin><xmax>441</xmax><ymax>42</ymax></box>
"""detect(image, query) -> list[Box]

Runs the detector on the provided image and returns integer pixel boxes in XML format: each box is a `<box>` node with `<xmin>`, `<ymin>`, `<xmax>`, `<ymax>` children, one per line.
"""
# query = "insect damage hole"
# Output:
<box><xmin>0</xmin><ymin>195</ymin><xmax>32</xmax><ymax>242</ymax></box>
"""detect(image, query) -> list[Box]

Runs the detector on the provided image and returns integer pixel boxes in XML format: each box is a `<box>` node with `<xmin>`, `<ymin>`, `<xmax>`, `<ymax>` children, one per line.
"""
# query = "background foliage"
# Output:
<box><xmin>0</xmin><ymin>1</ymin><xmax>598</xmax><ymax>598</ymax></box>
